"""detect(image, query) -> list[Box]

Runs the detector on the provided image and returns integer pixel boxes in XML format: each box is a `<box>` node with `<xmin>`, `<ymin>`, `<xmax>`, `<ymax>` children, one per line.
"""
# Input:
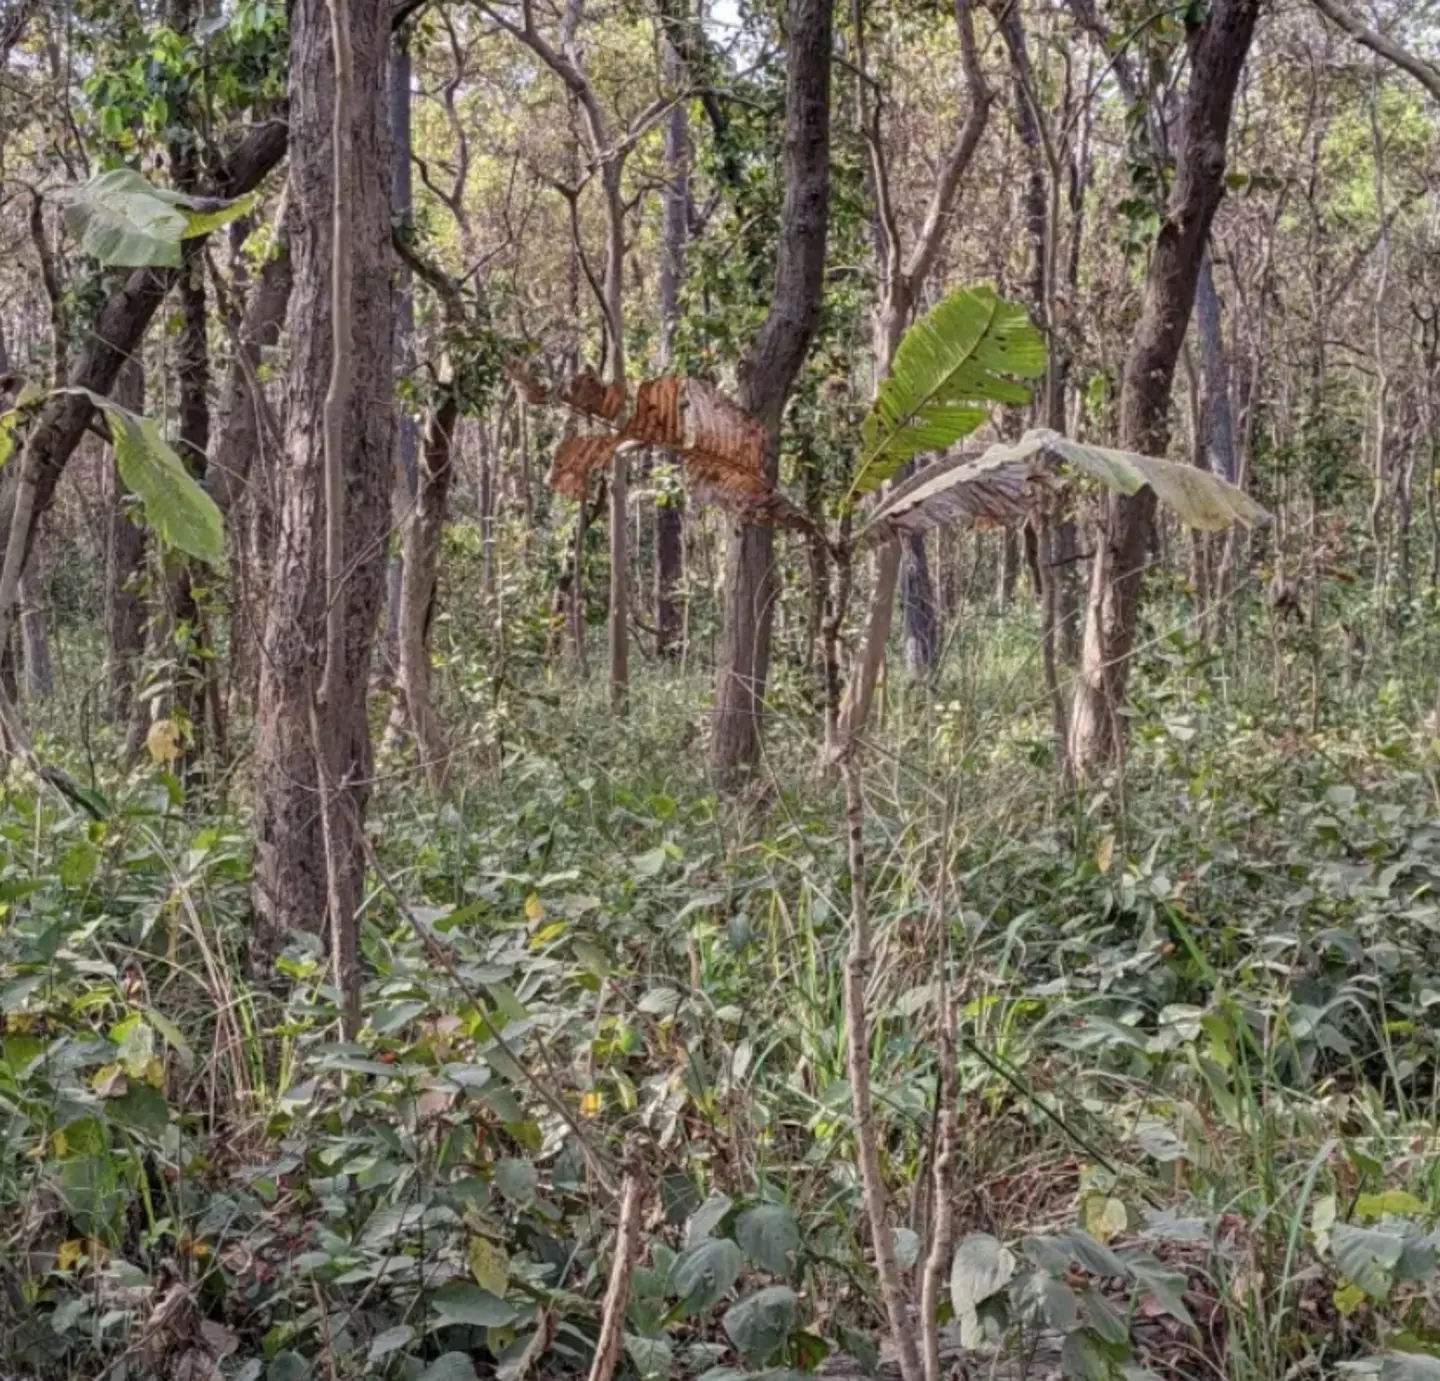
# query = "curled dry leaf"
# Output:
<box><xmin>559</xmin><ymin>367</ymin><xmax>628</xmax><ymax>424</ymax></box>
<box><xmin>549</xmin><ymin>429</ymin><xmax>621</xmax><ymax>501</ymax></box>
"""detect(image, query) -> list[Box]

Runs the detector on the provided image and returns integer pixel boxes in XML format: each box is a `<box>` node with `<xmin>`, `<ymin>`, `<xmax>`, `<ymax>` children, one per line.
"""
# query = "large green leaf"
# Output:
<box><xmin>65</xmin><ymin>391</ymin><xmax>223</xmax><ymax>563</ymax></box>
<box><xmin>854</xmin><ymin>285</ymin><xmax>1045</xmax><ymax>496</ymax></box>
<box><xmin>735</xmin><ymin>1203</ymin><xmax>800</xmax><ymax>1276</ymax></box>
<box><xmin>669</xmin><ymin>1236</ymin><xmax>743</xmax><ymax>1316</ymax></box>
<box><xmin>858</xmin><ymin>427</ymin><xmax>1270</xmax><ymax>549</ymax></box>
<box><xmin>1333</xmin><ymin>1223</ymin><xmax>1405</xmax><ymax>1301</ymax></box>
<box><xmin>950</xmin><ymin>1232</ymin><xmax>1016</xmax><ymax>1348</ymax></box>
<box><xmin>722</xmin><ymin>1286</ymin><xmax>798</xmax><ymax>1363</ymax></box>
<box><xmin>62</xmin><ymin>167</ymin><xmax>256</xmax><ymax>268</ymax></box>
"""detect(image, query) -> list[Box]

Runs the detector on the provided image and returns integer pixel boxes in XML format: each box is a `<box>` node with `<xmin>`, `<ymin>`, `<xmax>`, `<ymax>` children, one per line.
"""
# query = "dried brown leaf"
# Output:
<box><xmin>627</xmin><ymin>376</ymin><xmax>683</xmax><ymax>446</ymax></box>
<box><xmin>549</xmin><ymin>429</ymin><xmax>620</xmax><ymax>501</ymax></box>
<box><xmin>560</xmin><ymin>367</ymin><xmax>628</xmax><ymax>423</ymax></box>
<box><xmin>678</xmin><ymin>379</ymin><xmax>769</xmax><ymax>496</ymax></box>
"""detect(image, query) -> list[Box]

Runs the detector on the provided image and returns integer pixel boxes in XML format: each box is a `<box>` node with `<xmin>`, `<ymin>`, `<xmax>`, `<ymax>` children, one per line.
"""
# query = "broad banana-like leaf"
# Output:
<box><xmin>853</xmin><ymin>286</ymin><xmax>1046</xmax><ymax>497</ymax></box>
<box><xmin>68</xmin><ymin>390</ymin><xmax>224</xmax><ymax>563</ymax></box>
<box><xmin>62</xmin><ymin>168</ymin><xmax>256</xmax><ymax>268</ymax></box>
<box><xmin>858</xmin><ymin>427</ymin><xmax>1270</xmax><ymax>548</ymax></box>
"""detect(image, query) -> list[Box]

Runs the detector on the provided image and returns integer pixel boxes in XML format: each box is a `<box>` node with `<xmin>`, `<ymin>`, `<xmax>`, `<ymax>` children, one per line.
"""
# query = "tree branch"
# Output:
<box><xmin>1307</xmin><ymin>0</ymin><xmax>1440</xmax><ymax>103</ymax></box>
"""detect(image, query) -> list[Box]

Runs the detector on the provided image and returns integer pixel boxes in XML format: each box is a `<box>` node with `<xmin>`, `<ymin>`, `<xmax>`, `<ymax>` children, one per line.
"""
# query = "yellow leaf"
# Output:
<box><xmin>57</xmin><ymin>1239</ymin><xmax>85</xmax><ymax>1271</ymax></box>
<box><xmin>580</xmin><ymin>1090</ymin><xmax>603</xmax><ymax>1118</ymax></box>
<box><xmin>529</xmin><ymin>920</ymin><xmax>567</xmax><ymax>949</ymax></box>
<box><xmin>1333</xmin><ymin>1283</ymin><xmax>1366</xmax><ymax>1318</ymax></box>
<box><xmin>92</xmin><ymin>1063</ymin><xmax>128</xmax><ymax>1098</ymax></box>
<box><xmin>146</xmin><ymin>718</ymin><xmax>183</xmax><ymax>765</ymax></box>
<box><xmin>524</xmin><ymin>893</ymin><xmax>543</xmax><ymax>922</ymax></box>
<box><xmin>1083</xmin><ymin>1194</ymin><xmax>1127</xmax><ymax>1242</ymax></box>
<box><xmin>468</xmin><ymin>1236</ymin><xmax>510</xmax><ymax>1296</ymax></box>
<box><xmin>1096</xmin><ymin>834</ymin><xmax>1115</xmax><ymax>873</ymax></box>
<box><xmin>51</xmin><ymin>1128</ymin><xmax>68</xmax><ymax>1158</ymax></box>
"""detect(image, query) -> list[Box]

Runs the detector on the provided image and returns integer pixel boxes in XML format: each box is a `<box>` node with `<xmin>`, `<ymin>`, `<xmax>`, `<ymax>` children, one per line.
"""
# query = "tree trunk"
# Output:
<box><xmin>252</xmin><ymin>0</ymin><xmax>393</xmax><ymax>963</ymax></box>
<box><xmin>104</xmin><ymin>356</ymin><xmax>148</xmax><ymax>728</ymax></box>
<box><xmin>212</xmin><ymin>228</ymin><xmax>293</xmax><ymax>708</ymax></box>
<box><xmin>18</xmin><ymin>562</ymin><xmax>50</xmax><ymax>699</ymax></box>
<box><xmin>397</xmin><ymin>396</ymin><xmax>458</xmax><ymax>789</ymax></box>
<box><xmin>655</xmin><ymin>35</ymin><xmax>688</xmax><ymax>660</ymax></box>
<box><xmin>386</xmin><ymin>31</ymin><xmax>419</xmax><ymax>686</ymax></box>
<box><xmin>900</xmin><ymin>533</ymin><xmax>937</xmax><ymax>678</ymax></box>
<box><xmin>1069</xmin><ymin>0</ymin><xmax>1261</xmax><ymax>771</ymax></box>
<box><xmin>710</xmin><ymin>0</ymin><xmax>834</xmax><ymax>782</ymax></box>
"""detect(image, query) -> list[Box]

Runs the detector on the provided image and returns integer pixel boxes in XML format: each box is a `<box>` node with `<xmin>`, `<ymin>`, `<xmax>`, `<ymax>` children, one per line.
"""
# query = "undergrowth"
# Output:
<box><xmin>3</xmin><ymin>592</ymin><xmax>1440</xmax><ymax>1381</ymax></box>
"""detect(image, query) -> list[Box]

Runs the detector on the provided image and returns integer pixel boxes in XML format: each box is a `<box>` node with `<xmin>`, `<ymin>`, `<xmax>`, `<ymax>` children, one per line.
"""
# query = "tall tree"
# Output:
<box><xmin>251</xmin><ymin>0</ymin><xmax>394</xmax><ymax>967</ymax></box>
<box><xmin>1069</xmin><ymin>0</ymin><xmax>1263</xmax><ymax>769</ymax></box>
<box><xmin>710</xmin><ymin>0</ymin><xmax>835</xmax><ymax>780</ymax></box>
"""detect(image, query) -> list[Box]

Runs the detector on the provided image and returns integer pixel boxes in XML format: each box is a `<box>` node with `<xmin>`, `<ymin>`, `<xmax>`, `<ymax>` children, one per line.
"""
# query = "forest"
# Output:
<box><xmin>1</xmin><ymin>0</ymin><xmax>1439</xmax><ymax>1375</ymax></box>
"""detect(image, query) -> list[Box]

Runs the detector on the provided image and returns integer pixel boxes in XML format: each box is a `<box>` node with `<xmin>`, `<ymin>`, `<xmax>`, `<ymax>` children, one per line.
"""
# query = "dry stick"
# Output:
<box><xmin>821</xmin><ymin>533</ymin><xmax>923</xmax><ymax>1381</ymax></box>
<box><xmin>586</xmin><ymin>1165</ymin><xmax>645</xmax><ymax>1381</ymax></box>
<box><xmin>316</xmin><ymin>0</ymin><xmax>359</xmax><ymax>1037</ymax></box>
<box><xmin>918</xmin><ymin>867</ymin><xmax>958</xmax><ymax>1381</ymax></box>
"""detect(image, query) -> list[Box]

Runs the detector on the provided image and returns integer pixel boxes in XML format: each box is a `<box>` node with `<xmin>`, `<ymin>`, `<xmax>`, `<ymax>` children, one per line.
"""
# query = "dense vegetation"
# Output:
<box><xmin>2</xmin><ymin>0</ymin><xmax>1440</xmax><ymax>1378</ymax></box>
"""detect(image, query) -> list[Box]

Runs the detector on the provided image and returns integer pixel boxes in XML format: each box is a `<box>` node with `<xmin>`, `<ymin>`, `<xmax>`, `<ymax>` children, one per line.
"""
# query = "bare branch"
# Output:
<box><xmin>1308</xmin><ymin>0</ymin><xmax>1440</xmax><ymax>103</ymax></box>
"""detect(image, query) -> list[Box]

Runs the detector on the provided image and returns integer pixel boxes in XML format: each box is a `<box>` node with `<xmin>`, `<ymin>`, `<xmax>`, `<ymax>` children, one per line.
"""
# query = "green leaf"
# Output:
<box><xmin>65</xmin><ymin>393</ymin><xmax>223</xmax><ymax>563</ymax></box>
<box><xmin>493</xmin><ymin>1157</ymin><xmax>538</xmax><ymax>1207</ymax></box>
<box><xmin>368</xmin><ymin>1325</ymin><xmax>416</xmax><ymax>1364</ymax></box>
<box><xmin>855</xmin><ymin>285</ymin><xmax>1045</xmax><ymax>495</ymax></box>
<box><xmin>625</xmin><ymin>1334</ymin><xmax>674</xmax><ymax>1381</ymax></box>
<box><xmin>1381</xmin><ymin>1356</ymin><xmax>1440</xmax><ymax>1381</ymax></box>
<box><xmin>859</xmin><ymin>428</ymin><xmax>1269</xmax><ymax>549</ymax></box>
<box><xmin>1061</xmin><ymin>1327</ymin><xmax>1128</xmax><ymax>1380</ymax></box>
<box><xmin>687</xmin><ymin>1191</ymin><xmax>734</xmax><ymax>1246</ymax></box>
<box><xmin>266</xmin><ymin>1353</ymin><xmax>310</xmax><ymax>1381</ymax></box>
<box><xmin>722</xmin><ymin>1286</ymin><xmax>799</xmax><ymax>1364</ymax></box>
<box><xmin>419</xmin><ymin>1353</ymin><xmax>480</xmax><ymax>1381</ymax></box>
<box><xmin>950</xmin><ymin>1233</ymin><xmax>1016</xmax><ymax>1347</ymax></box>
<box><xmin>107</xmin><ymin>1084</ymin><xmax>170</xmax><ymax>1138</ymax></box>
<box><xmin>431</xmin><ymin>1282</ymin><xmax>518</xmax><ymax>1328</ymax></box>
<box><xmin>61</xmin><ymin>168</ymin><xmax>256</xmax><ymax>268</ymax></box>
<box><xmin>1333</xmin><ymin>1223</ymin><xmax>1405</xmax><ymax>1300</ymax></box>
<box><xmin>669</xmin><ymin>1236</ymin><xmax>743</xmax><ymax>1316</ymax></box>
<box><xmin>468</xmin><ymin>1237</ymin><xmax>509</xmax><ymax>1295</ymax></box>
<box><xmin>736</xmin><ymin>1203</ymin><xmax>800</xmax><ymax>1276</ymax></box>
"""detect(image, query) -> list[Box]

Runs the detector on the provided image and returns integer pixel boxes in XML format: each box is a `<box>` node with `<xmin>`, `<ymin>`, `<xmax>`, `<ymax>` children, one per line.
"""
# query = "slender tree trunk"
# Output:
<box><xmin>252</xmin><ymin>0</ymin><xmax>393</xmax><ymax>963</ymax></box>
<box><xmin>212</xmin><ymin>228</ymin><xmax>293</xmax><ymax>708</ymax></box>
<box><xmin>398</xmin><ymin>396</ymin><xmax>458</xmax><ymax>789</ymax></box>
<box><xmin>386</xmin><ymin>31</ymin><xmax>419</xmax><ymax>687</ymax></box>
<box><xmin>710</xmin><ymin>0</ymin><xmax>834</xmax><ymax>781</ymax></box>
<box><xmin>104</xmin><ymin>358</ymin><xmax>148</xmax><ymax>729</ymax></box>
<box><xmin>1069</xmin><ymin>0</ymin><xmax>1261</xmax><ymax>771</ymax></box>
<box><xmin>655</xmin><ymin>35</ymin><xmax>688</xmax><ymax>661</ymax></box>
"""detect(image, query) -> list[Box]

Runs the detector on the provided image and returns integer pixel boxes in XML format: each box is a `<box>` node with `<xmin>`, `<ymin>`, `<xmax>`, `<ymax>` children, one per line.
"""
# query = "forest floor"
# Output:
<box><xmin>3</xmin><ymin>599</ymin><xmax>1440</xmax><ymax>1381</ymax></box>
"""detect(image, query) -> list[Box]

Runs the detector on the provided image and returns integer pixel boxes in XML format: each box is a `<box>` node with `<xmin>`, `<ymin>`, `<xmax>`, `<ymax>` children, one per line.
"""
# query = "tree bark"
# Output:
<box><xmin>655</xmin><ymin>33</ymin><xmax>688</xmax><ymax>660</ymax></box>
<box><xmin>251</xmin><ymin>0</ymin><xmax>393</xmax><ymax>963</ymax></box>
<box><xmin>710</xmin><ymin>0</ymin><xmax>834</xmax><ymax>781</ymax></box>
<box><xmin>397</xmin><ymin>396</ymin><xmax>458</xmax><ymax>790</ymax></box>
<box><xmin>385</xmin><ymin>31</ymin><xmax>419</xmax><ymax>686</ymax></box>
<box><xmin>1069</xmin><ymin>0</ymin><xmax>1261</xmax><ymax>771</ymax></box>
<box><xmin>211</xmin><ymin>228</ymin><xmax>292</xmax><ymax>708</ymax></box>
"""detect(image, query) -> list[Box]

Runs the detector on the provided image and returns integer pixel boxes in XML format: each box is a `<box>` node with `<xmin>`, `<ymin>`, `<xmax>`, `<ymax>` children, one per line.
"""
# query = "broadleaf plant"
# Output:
<box><xmin>61</xmin><ymin>167</ymin><xmax>256</xmax><ymax>268</ymax></box>
<box><xmin>851</xmin><ymin>285</ymin><xmax>1047</xmax><ymax>497</ymax></box>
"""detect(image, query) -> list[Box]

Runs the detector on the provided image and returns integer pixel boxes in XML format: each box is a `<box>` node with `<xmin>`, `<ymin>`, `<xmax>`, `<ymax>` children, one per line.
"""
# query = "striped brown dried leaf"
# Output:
<box><xmin>560</xmin><ymin>367</ymin><xmax>628</xmax><ymax>423</ymax></box>
<box><xmin>549</xmin><ymin>429</ymin><xmax>620</xmax><ymax>501</ymax></box>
